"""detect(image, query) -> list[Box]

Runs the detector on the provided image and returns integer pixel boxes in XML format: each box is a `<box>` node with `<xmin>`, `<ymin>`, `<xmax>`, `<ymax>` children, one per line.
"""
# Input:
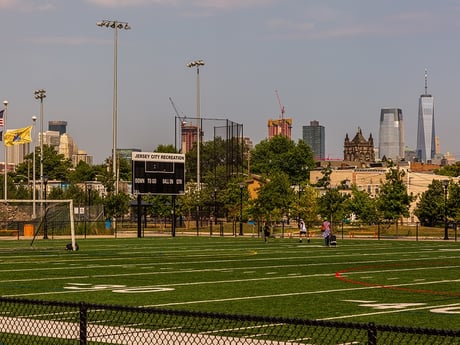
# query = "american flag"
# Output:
<box><xmin>0</xmin><ymin>109</ymin><xmax>4</xmax><ymax>127</ymax></box>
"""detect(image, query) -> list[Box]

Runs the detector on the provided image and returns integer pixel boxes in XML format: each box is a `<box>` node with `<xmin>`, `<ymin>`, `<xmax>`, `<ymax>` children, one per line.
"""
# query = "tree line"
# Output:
<box><xmin>2</xmin><ymin>137</ymin><xmax>459</xmax><ymax>229</ymax></box>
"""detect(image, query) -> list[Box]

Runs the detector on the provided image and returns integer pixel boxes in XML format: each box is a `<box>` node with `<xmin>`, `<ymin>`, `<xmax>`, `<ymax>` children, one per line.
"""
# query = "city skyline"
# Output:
<box><xmin>1</xmin><ymin>1</ymin><xmax>460</xmax><ymax>164</ymax></box>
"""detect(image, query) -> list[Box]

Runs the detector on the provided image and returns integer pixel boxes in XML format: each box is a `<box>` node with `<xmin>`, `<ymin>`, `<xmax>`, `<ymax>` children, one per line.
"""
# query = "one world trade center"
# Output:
<box><xmin>416</xmin><ymin>69</ymin><xmax>435</xmax><ymax>163</ymax></box>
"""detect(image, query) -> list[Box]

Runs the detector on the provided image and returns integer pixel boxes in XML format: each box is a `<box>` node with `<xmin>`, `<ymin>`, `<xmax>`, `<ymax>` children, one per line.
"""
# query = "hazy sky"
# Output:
<box><xmin>2</xmin><ymin>0</ymin><xmax>460</xmax><ymax>164</ymax></box>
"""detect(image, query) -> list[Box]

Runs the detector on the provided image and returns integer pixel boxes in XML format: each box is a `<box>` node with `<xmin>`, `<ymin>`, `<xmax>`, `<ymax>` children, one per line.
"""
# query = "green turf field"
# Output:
<box><xmin>0</xmin><ymin>236</ymin><xmax>458</xmax><ymax>330</ymax></box>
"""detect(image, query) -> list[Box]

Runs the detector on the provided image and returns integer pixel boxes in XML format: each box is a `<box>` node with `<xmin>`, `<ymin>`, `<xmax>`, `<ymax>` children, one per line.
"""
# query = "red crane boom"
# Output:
<box><xmin>275</xmin><ymin>90</ymin><xmax>285</xmax><ymax>120</ymax></box>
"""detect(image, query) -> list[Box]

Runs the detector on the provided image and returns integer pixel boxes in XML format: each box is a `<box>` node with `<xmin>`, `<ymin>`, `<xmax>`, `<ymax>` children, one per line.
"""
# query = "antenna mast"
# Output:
<box><xmin>425</xmin><ymin>68</ymin><xmax>428</xmax><ymax>95</ymax></box>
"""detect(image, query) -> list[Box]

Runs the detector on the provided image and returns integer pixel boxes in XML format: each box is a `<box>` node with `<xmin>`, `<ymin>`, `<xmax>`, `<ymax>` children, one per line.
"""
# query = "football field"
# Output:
<box><xmin>0</xmin><ymin>236</ymin><xmax>458</xmax><ymax>330</ymax></box>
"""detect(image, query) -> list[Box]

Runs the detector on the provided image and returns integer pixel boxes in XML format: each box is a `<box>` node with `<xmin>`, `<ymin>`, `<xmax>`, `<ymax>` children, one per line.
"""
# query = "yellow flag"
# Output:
<box><xmin>4</xmin><ymin>126</ymin><xmax>32</xmax><ymax>146</ymax></box>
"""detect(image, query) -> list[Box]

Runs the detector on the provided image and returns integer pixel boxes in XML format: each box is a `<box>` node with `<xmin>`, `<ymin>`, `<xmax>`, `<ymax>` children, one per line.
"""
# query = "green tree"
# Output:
<box><xmin>118</xmin><ymin>156</ymin><xmax>131</xmax><ymax>183</ymax></box>
<box><xmin>15</xmin><ymin>145</ymin><xmax>72</xmax><ymax>181</ymax></box>
<box><xmin>347</xmin><ymin>185</ymin><xmax>381</xmax><ymax>224</ymax></box>
<box><xmin>292</xmin><ymin>184</ymin><xmax>319</xmax><ymax>228</ymax></box>
<box><xmin>377</xmin><ymin>166</ymin><xmax>414</xmax><ymax>225</ymax></box>
<box><xmin>318</xmin><ymin>188</ymin><xmax>349</xmax><ymax>224</ymax></box>
<box><xmin>253</xmin><ymin>172</ymin><xmax>294</xmax><ymax>222</ymax></box>
<box><xmin>414</xmin><ymin>180</ymin><xmax>446</xmax><ymax>226</ymax></box>
<box><xmin>315</xmin><ymin>164</ymin><xmax>332</xmax><ymax>188</ymax></box>
<box><xmin>447</xmin><ymin>181</ymin><xmax>460</xmax><ymax>222</ymax></box>
<box><xmin>250</xmin><ymin>136</ymin><xmax>314</xmax><ymax>184</ymax></box>
<box><xmin>155</xmin><ymin>144</ymin><xmax>177</xmax><ymax>153</ymax></box>
<box><xmin>434</xmin><ymin>162</ymin><xmax>460</xmax><ymax>177</ymax></box>
<box><xmin>103</xmin><ymin>193</ymin><xmax>130</xmax><ymax>220</ymax></box>
<box><xmin>67</xmin><ymin>161</ymin><xmax>97</xmax><ymax>184</ymax></box>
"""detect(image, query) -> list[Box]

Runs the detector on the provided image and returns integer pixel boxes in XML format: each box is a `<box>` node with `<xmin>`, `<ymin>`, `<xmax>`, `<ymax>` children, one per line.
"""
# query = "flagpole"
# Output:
<box><xmin>3</xmin><ymin>100</ymin><xmax>8</xmax><ymax>202</ymax></box>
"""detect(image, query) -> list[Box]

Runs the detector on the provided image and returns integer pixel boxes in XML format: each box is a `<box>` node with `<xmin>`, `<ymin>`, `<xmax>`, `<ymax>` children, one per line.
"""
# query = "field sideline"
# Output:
<box><xmin>0</xmin><ymin>236</ymin><xmax>458</xmax><ymax>330</ymax></box>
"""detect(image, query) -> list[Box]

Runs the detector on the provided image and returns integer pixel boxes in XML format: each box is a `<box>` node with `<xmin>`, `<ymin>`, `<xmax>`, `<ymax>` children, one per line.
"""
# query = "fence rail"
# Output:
<box><xmin>0</xmin><ymin>297</ymin><xmax>458</xmax><ymax>344</ymax></box>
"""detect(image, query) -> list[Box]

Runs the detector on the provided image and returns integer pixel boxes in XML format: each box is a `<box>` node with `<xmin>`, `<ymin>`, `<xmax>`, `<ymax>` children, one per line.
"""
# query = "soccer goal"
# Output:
<box><xmin>0</xmin><ymin>199</ymin><xmax>77</xmax><ymax>251</ymax></box>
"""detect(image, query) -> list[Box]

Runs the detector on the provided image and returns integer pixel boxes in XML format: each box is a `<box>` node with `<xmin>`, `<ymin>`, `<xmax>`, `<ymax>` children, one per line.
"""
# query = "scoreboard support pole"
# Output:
<box><xmin>172</xmin><ymin>195</ymin><xmax>176</xmax><ymax>237</ymax></box>
<box><xmin>137</xmin><ymin>194</ymin><xmax>142</xmax><ymax>238</ymax></box>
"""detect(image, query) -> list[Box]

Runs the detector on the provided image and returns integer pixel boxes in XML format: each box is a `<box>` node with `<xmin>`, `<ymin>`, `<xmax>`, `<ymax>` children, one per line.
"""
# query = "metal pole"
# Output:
<box><xmin>239</xmin><ymin>183</ymin><xmax>243</xmax><ymax>236</ymax></box>
<box><xmin>113</xmin><ymin>26</ymin><xmax>118</xmax><ymax>194</ymax></box>
<box><xmin>3</xmin><ymin>100</ymin><xmax>8</xmax><ymax>202</ymax></box>
<box><xmin>96</xmin><ymin>20</ymin><xmax>130</xmax><ymax>195</ymax></box>
<box><xmin>32</xmin><ymin>116</ymin><xmax>37</xmax><ymax>218</ymax></box>
<box><xmin>43</xmin><ymin>178</ymin><xmax>48</xmax><ymax>239</ymax></box>
<box><xmin>196</xmin><ymin>66</ymin><xmax>201</xmax><ymax>190</ymax></box>
<box><xmin>40</xmin><ymin>98</ymin><xmax>43</xmax><ymax>200</ymax></box>
<box><xmin>443</xmin><ymin>180</ymin><xmax>449</xmax><ymax>240</ymax></box>
<box><xmin>186</xmin><ymin>60</ymin><xmax>205</xmax><ymax>189</ymax></box>
<box><xmin>34</xmin><ymin>90</ymin><xmax>46</xmax><ymax>202</ymax></box>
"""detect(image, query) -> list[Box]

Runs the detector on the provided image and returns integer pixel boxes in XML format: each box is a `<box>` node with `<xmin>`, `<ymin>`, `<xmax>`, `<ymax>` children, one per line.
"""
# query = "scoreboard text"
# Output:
<box><xmin>132</xmin><ymin>152</ymin><xmax>185</xmax><ymax>195</ymax></box>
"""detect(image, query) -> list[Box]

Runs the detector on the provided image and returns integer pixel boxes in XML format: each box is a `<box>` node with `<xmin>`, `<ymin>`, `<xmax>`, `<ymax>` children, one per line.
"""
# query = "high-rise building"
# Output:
<box><xmin>267</xmin><ymin>118</ymin><xmax>292</xmax><ymax>139</ymax></box>
<box><xmin>416</xmin><ymin>69</ymin><xmax>435</xmax><ymax>162</ymax></box>
<box><xmin>302</xmin><ymin>120</ymin><xmax>325</xmax><ymax>160</ymax></box>
<box><xmin>181</xmin><ymin>123</ymin><xmax>200</xmax><ymax>154</ymax></box>
<box><xmin>7</xmin><ymin>143</ymin><xmax>30</xmax><ymax>167</ymax></box>
<box><xmin>58</xmin><ymin>133</ymin><xmax>78</xmax><ymax>160</ymax></box>
<box><xmin>378</xmin><ymin>108</ymin><xmax>404</xmax><ymax>161</ymax></box>
<box><xmin>48</xmin><ymin>121</ymin><xmax>67</xmax><ymax>135</ymax></box>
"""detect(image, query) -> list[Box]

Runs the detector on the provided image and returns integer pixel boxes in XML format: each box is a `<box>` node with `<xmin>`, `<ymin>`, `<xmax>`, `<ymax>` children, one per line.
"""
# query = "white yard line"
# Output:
<box><xmin>318</xmin><ymin>303</ymin><xmax>460</xmax><ymax>321</ymax></box>
<box><xmin>144</xmin><ymin>278</ymin><xmax>460</xmax><ymax>308</ymax></box>
<box><xmin>0</xmin><ymin>316</ymin><xmax>303</xmax><ymax>344</ymax></box>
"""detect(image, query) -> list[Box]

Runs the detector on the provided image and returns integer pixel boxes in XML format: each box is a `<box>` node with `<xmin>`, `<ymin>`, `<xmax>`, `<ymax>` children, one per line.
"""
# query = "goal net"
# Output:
<box><xmin>0</xmin><ymin>199</ymin><xmax>77</xmax><ymax>251</ymax></box>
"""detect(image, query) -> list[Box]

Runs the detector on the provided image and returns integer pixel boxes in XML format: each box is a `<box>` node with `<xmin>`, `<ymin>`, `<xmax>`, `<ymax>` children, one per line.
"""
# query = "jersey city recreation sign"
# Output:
<box><xmin>131</xmin><ymin>152</ymin><xmax>185</xmax><ymax>195</ymax></box>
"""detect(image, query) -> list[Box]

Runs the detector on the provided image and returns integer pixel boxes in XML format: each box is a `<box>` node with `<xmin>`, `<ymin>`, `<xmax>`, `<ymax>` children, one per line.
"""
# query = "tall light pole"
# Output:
<box><xmin>186</xmin><ymin>59</ymin><xmax>205</xmax><ymax>190</ymax></box>
<box><xmin>34</xmin><ymin>89</ymin><xmax>46</xmax><ymax>202</ymax></box>
<box><xmin>443</xmin><ymin>179</ymin><xmax>449</xmax><ymax>240</ymax></box>
<box><xmin>32</xmin><ymin>116</ymin><xmax>37</xmax><ymax>218</ymax></box>
<box><xmin>43</xmin><ymin>175</ymin><xmax>48</xmax><ymax>239</ymax></box>
<box><xmin>97</xmin><ymin>20</ymin><xmax>131</xmax><ymax>195</ymax></box>
<box><xmin>2</xmin><ymin>100</ymin><xmax>8</xmax><ymax>201</ymax></box>
<box><xmin>239</xmin><ymin>182</ymin><xmax>244</xmax><ymax>236</ymax></box>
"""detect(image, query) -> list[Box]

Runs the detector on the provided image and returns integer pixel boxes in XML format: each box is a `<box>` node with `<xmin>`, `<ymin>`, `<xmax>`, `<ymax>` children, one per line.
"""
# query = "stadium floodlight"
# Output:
<box><xmin>96</xmin><ymin>20</ymin><xmax>130</xmax><ymax>195</ymax></box>
<box><xmin>2</xmin><ymin>100</ymin><xmax>8</xmax><ymax>201</ymax></box>
<box><xmin>32</xmin><ymin>116</ymin><xmax>37</xmax><ymax>218</ymax></box>
<box><xmin>34</xmin><ymin>89</ymin><xmax>46</xmax><ymax>202</ymax></box>
<box><xmin>186</xmin><ymin>59</ymin><xmax>205</xmax><ymax>191</ymax></box>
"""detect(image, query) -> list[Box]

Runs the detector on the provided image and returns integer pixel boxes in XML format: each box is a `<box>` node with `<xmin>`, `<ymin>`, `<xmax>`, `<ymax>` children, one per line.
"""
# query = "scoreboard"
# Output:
<box><xmin>132</xmin><ymin>152</ymin><xmax>185</xmax><ymax>195</ymax></box>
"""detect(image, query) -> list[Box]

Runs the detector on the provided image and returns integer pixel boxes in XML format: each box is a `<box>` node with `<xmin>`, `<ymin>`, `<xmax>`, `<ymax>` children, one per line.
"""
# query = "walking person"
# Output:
<box><xmin>263</xmin><ymin>222</ymin><xmax>270</xmax><ymax>243</ymax></box>
<box><xmin>299</xmin><ymin>219</ymin><xmax>309</xmax><ymax>243</ymax></box>
<box><xmin>321</xmin><ymin>220</ymin><xmax>331</xmax><ymax>247</ymax></box>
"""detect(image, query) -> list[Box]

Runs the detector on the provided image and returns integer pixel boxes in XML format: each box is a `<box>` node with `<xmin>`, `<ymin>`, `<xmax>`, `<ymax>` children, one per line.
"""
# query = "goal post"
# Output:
<box><xmin>0</xmin><ymin>199</ymin><xmax>77</xmax><ymax>251</ymax></box>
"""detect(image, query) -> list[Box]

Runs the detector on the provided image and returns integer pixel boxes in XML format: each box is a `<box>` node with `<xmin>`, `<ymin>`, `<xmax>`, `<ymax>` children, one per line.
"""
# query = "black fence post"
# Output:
<box><xmin>455</xmin><ymin>222</ymin><xmax>458</xmax><ymax>242</ymax></box>
<box><xmin>368</xmin><ymin>322</ymin><xmax>377</xmax><ymax>345</ymax></box>
<box><xmin>79</xmin><ymin>302</ymin><xmax>88</xmax><ymax>345</ymax></box>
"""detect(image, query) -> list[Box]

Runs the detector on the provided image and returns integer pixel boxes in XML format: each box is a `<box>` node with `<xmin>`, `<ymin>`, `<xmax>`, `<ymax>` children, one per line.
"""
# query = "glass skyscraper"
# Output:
<box><xmin>302</xmin><ymin>120</ymin><xmax>325</xmax><ymax>160</ymax></box>
<box><xmin>416</xmin><ymin>69</ymin><xmax>435</xmax><ymax>162</ymax></box>
<box><xmin>378</xmin><ymin>108</ymin><xmax>404</xmax><ymax>161</ymax></box>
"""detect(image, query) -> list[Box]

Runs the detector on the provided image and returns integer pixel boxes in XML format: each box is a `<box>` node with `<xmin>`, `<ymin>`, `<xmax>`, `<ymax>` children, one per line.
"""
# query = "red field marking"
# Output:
<box><xmin>335</xmin><ymin>262</ymin><xmax>460</xmax><ymax>297</ymax></box>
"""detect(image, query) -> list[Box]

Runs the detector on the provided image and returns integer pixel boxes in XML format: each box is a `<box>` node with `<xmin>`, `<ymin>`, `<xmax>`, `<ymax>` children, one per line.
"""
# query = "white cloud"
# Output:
<box><xmin>85</xmin><ymin>0</ymin><xmax>273</xmax><ymax>10</ymax></box>
<box><xmin>0</xmin><ymin>0</ymin><xmax>55</xmax><ymax>11</ymax></box>
<box><xmin>24</xmin><ymin>36</ymin><xmax>107</xmax><ymax>46</ymax></box>
<box><xmin>266</xmin><ymin>6</ymin><xmax>460</xmax><ymax>41</ymax></box>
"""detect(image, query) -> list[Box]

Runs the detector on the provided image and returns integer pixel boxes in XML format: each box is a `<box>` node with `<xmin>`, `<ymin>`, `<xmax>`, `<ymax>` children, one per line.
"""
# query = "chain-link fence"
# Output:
<box><xmin>0</xmin><ymin>297</ymin><xmax>458</xmax><ymax>344</ymax></box>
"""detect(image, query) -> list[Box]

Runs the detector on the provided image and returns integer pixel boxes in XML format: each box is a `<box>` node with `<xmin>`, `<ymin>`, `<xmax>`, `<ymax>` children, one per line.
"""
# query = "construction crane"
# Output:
<box><xmin>275</xmin><ymin>90</ymin><xmax>285</xmax><ymax>120</ymax></box>
<box><xmin>169</xmin><ymin>97</ymin><xmax>187</xmax><ymax>126</ymax></box>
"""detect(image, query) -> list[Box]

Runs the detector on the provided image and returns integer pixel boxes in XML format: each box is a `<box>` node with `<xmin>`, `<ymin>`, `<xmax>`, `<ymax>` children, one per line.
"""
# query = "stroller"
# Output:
<box><xmin>329</xmin><ymin>233</ymin><xmax>337</xmax><ymax>247</ymax></box>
